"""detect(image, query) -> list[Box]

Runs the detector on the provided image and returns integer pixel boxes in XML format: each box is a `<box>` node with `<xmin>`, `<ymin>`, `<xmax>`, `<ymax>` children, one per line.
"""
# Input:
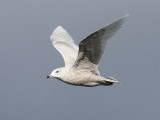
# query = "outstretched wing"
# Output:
<box><xmin>73</xmin><ymin>15</ymin><xmax>128</xmax><ymax>74</ymax></box>
<box><xmin>50</xmin><ymin>26</ymin><xmax>78</xmax><ymax>67</ymax></box>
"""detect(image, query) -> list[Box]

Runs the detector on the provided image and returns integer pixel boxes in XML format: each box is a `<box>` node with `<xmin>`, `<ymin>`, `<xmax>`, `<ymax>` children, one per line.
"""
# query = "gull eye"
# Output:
<box><xmin>56</xmin><ymin>71</ymin><xmax>59</xmax><ymax>73</ymax></box>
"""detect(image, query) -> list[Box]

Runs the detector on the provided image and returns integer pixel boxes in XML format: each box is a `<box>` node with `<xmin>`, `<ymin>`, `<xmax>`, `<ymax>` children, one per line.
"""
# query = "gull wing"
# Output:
<box><xmin>72</xmin><ymin>15</ymin><xmax>128</xmax><ymax>74</ymax></box>
<box><xmin>50</xmin><ymin>26</ymin><xmax>78</xmax><ymax>67</ymax></box>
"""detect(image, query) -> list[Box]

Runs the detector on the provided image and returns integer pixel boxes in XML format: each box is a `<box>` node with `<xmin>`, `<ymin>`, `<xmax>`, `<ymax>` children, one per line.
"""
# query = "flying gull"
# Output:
<box><xmin>47</xmin><ymin>15</ymin><xmax>128</xmax><ymax>87</ymax></box>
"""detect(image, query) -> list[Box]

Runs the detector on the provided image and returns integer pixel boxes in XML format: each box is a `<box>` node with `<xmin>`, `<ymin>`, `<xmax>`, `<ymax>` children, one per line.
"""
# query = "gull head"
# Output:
<box><xmin>47</xmin><ymin>67</ymin><xmax>64</xmax><ymax>79</ymax></box>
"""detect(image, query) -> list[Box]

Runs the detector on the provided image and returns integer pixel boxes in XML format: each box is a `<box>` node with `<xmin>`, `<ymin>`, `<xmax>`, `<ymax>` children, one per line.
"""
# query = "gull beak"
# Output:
<box><xmin>47</xmin><ymin>75</ymin><xmax>51</xmax><ymax>78</ymax></box>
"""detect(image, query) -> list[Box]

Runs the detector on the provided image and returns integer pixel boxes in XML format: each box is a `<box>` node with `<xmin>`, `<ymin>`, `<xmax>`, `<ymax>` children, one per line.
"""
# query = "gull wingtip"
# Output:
<box><xmin>123</xmin><ymin>14</ymin><xmax>130</xmax><ymax>19</ymax></box>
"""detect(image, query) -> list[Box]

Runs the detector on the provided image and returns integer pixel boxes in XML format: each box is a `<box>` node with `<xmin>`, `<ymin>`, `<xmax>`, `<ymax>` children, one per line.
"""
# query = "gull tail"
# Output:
<box><xmin>103</xmin><ymin>77</ymin><xmax>120</xmax><ymax>86</ymax></box>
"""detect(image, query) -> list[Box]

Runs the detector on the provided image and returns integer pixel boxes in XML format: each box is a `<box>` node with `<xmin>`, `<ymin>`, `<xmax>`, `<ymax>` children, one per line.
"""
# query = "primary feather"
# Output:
<box><xmin>50</xmin><ymin>26</ymin><xmax>78</xmax><ymax>67</ymax></box>
<box><xmin>73</xmin><ymin>15</ymin><xmax>128</xmax><ymax>74</ymax></box>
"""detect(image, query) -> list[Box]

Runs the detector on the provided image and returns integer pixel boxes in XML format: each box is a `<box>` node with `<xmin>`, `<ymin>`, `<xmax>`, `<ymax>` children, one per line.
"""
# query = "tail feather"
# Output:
<box><xmin>103</xmin><ymin>77</ymin><xmax>120</xmax><ymax>86</ymax></box>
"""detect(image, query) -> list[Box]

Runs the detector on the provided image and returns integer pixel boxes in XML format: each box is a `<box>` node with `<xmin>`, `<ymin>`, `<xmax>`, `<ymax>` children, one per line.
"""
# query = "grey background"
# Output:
<box><xmin>0</xmin><ymin>0</ymin><xmax>159</xmax><ymax>120</ymax></box>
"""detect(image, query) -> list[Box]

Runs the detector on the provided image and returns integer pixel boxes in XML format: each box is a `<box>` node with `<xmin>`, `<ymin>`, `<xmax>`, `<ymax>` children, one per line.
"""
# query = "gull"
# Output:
<box><xmin>47</xmin><ymin>15</ymin><xmax>128</xmax><ymax>87</ymax></box>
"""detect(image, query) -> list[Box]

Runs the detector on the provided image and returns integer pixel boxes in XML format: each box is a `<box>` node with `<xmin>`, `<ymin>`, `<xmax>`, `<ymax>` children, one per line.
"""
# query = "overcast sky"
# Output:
<box><xmin>0</xmin><ymin>0</ymin><xmax>160</xmax><ymax>120</ymax></box>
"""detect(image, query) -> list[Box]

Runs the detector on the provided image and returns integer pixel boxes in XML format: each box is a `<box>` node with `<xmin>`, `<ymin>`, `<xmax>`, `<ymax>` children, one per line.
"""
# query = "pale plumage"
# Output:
<box><xmin>47</xmin><ymin>15</ymin><xmax>128</xmax><ymax>87</ymax></box>
<box><xmin>50</xmin><ymin>26</ymin><xmax>78</xmax><ymax>67</ymax></box>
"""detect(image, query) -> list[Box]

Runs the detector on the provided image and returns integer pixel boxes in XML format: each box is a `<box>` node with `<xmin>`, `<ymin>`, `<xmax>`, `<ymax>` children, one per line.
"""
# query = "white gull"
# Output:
<box><xmin>47</xmin><ymin>15</ymin><xmax>128</xmax><ymax>87</ymax></box>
